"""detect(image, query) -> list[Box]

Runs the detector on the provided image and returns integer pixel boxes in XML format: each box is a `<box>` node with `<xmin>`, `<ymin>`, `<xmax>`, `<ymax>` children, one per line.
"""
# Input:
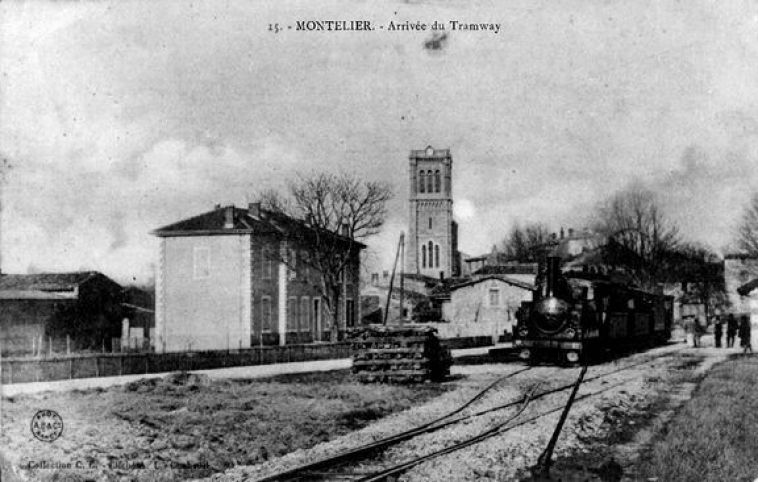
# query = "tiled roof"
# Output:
<box><xmin>449</xmin><ymin>275</ymin><xmax>535</xmax><ymax>292</ymax></box>
<box><xmin>0</xmin><ymin>290</ymin><xmax>77</xmax><ymax>300</ymax></box>
<box><xmin>472</xmin><ymin>264</ymin><xmax>538</xmax><ymax>276</ymax></box>
<box><xmin>0</xmin><ymin>272</ymin><xmax>99</xmax><ymax>292</ymax></box>
<box><xmin>152</xmin><ymin>205</ymin><xmax>366</xmax><ymax>248</ymax></box>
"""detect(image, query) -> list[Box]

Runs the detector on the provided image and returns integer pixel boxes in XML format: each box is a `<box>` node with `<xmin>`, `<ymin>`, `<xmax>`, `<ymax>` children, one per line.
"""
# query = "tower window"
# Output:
<box><xmin>428</xmin><ymin>241</ymin><xmax>434</xmax><ymax>267</ymax></box>
<box><xmin>434</xmin><ymin>170</ymin><xmax>441</xmax><ymax>192</ymax></box>
<box><xmin>419</xmin><ymin>171</ymin><xmax>425</xmax><ymax>193</ymax></box>
<box><xmin>428</xmin><ymin>217</ymin><xmax>432</xmax><ymax>229</ymax></box>
<box><xmin>435</xmin><ymin>244</ymin><xmax>440</xmax><ymax>268</ymax></box>
<box><xmin>427</xmin><ymin>170</ymin><xmax>433</xmax><ymax>193</ymax></box>
<box><xmin>421</xmin><ymin>245</ymin><xmax>427</xmax><ymax>268</ymax></box>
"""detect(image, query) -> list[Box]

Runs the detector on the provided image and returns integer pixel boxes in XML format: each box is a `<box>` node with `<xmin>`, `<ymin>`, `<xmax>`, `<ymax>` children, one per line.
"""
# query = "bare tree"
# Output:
<box><xmin>256</xmin><ymin>172</ymin><xmax>392</xmax><ymax>340</ymax></box>
<box><xmin>736</xmin><ymin>192</ymin><xmax>758</xmax><ymax>255</ymax></box>
<box><xmin>594</xmin><ymin>184</ymin><xmax>679</xmax><ymax>283</ymax></box>
<box><xmin>499</xmin><ymin>222</ymin><xmax>551</xmax><ymax>262</ymax></box>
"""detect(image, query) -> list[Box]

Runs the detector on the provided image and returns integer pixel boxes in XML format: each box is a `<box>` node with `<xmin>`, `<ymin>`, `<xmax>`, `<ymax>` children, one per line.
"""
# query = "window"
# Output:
<box><xmin>287</xmin><ymin>297</ymin><xmax>297</xmax><ymax>331</ymax></box>
<box><xmin>346</xmin><ymin>299</ymin><xmax>355</xmax><ymax>327</ymax></box>
<box><xmin>422</xmin><ymin>245</ymin><xmax>427</xmax><ymax>268</ymax></box>
<box><xmin>261</xmin><ymin>296</ymin><xmax>272</xmax><ymax>332</ymax></box>
<box><xmin>193</xmin><ymin>247</ymin><xmax>210</xmax><ymax>279</ymax></box>
<box><xmin>489</xmin><ymin>288</ymin><xmax>500</xmax><ymax>306</ymax></box>
<box><xmin>301</xmin><ymin>250</ymin><xmax>309</xmax><ymax>281</ymax></box>
<box><xmin>300</xmin><ymin>297</ymin><xmax>310</xmax><ymax>332</ymax></box>
<box><xmin>262</xmin><ymin>246</ymin><xmax>272</xmax><ymax>279</ymax></box>
<box><xmin>288</xmin><ymin>249</ymin><xmax>297</xmax><ymax>280</ymax></box>
<box><xmin>426</xmin><ymin>170</ymin><xmax>433</xmax><ymax>193</ymax></box>
<box><xmin>419</xmin><ymin>171</ymin><xmax>426</xmax><ymax>193</ymax></box>
<box><xmin>435</xmin><ymin>244</ymin><xmax>440</xmax><ymax>268</ymax></box>
<box><xmin>428</xmin><ymin>217</ymin><xmax>432</xmax><ymax>229</ymax></box>
<box><xmin>428</xmin><ymin>241</ymin><xmax>434</xmax><ymax>267</ymax></box>
<box><xmin>434</xmin><ymin>170</ymin><xmax>441</xmax><ymax>192</ymax></box>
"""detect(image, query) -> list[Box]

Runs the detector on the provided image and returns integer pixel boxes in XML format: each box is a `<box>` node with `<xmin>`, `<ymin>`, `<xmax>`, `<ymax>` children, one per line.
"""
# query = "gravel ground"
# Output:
<box><xmin>211</xmin><ymin>342</ymin><xmax>699</xmax><ymax>482</ymax></box>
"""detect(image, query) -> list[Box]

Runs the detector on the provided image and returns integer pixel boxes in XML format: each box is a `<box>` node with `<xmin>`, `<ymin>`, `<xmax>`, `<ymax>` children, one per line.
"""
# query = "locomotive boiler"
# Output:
<box><xmin>514</xmin><ymin>257</ymin><xmax>673</xmax><ymax>365</ymax></box>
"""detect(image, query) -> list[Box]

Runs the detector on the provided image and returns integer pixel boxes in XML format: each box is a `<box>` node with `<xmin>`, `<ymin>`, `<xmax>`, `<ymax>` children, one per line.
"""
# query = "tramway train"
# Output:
<box><xmin>513</xmin><ymin>257</ymin><xmax>674</xmax><ymax>365</ymax></box>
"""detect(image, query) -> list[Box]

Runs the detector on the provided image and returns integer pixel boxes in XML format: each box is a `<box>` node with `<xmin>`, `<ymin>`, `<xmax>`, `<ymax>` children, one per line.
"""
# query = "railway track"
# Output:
<box><xmin>253</xmin><ymin>347</ymin><xmax>685</xmax><ymax>482</ymax></box>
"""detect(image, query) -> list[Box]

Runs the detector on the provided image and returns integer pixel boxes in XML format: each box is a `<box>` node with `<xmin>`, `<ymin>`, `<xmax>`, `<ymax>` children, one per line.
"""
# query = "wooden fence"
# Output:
<box><xmin>1</xmin><ymin>336</ymin><xmax>493</xmax><ymax>385</ymax></box>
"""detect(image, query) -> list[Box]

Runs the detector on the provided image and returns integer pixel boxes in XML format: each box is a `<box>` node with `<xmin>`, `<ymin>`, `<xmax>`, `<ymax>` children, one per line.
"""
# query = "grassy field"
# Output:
<box><xmin>1</xmin><ymin>370</ymin><xmax>449</xmax><ymax>481</ymax></box>
<box><xmin>638</xmin><ymin>354</ymin><xmax>758</xmax><ymax>482</ymax></box>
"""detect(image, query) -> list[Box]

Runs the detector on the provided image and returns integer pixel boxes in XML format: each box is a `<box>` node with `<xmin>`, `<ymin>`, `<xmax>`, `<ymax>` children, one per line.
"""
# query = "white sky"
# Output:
<box><xmin>2</xmin><ymin>0</ymin><xmax>758</xmax><ymax>284</ymax></box>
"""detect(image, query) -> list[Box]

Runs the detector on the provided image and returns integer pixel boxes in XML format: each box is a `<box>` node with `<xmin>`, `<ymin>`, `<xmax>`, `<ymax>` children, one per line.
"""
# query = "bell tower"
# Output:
<box><xmin>407</xmin><ymin>146</ymin><xmax>458</xmax><ymax>279</ymax></box>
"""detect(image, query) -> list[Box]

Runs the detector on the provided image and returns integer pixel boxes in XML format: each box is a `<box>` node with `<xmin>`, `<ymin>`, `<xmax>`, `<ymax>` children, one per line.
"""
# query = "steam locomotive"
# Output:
<box><xmin>513</xmin><ymin>257</ymin><xmax>674</xmax><ymax>365</ymax></box>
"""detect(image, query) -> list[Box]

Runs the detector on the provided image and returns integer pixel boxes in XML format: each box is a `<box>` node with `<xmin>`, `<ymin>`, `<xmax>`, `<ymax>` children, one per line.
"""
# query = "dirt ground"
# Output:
<box><xmin>0</xmin><ymin>370</ymin><xmax>447</xmax><ymax>481</ymax></box>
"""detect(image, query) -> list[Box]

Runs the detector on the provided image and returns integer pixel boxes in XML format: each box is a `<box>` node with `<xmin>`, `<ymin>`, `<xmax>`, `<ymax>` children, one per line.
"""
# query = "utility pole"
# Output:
<box><xmin>399</xmin><ymin>232</ymin><xmax>405</xmax><ymax>324</ymax></box>
<box><xmin>383</xmin><ymin>233</ymin><xmax>404</xmax><ymax>325</ymax></box>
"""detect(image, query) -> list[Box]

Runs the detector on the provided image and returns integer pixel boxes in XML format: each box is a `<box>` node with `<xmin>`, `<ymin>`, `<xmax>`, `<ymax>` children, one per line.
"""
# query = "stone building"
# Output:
<box><xmin>724</xmin><ymin>253</ymin><xmax>758</xmax><ymax>315</ymax></box>
<box><xmin>152</xmin><ymin>204</ymin><xmax>363</xmax><ymax>352</ymax></box>
<box><xmin>407</xmin><ymin>146</ymin><xmax>461</xmax><ymax>279</ymax></box>
<box><xmin>439</xmin><ymin>275</ymin><xmax>534</xmax><ymax>340</ymax></box>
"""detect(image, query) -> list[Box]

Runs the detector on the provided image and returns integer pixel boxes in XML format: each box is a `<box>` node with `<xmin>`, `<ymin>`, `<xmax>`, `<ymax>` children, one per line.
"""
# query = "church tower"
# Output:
<box><xmin>408</xmin><ymin>146</ymin><xmax>459</xmax><ymax>279</ymax></box>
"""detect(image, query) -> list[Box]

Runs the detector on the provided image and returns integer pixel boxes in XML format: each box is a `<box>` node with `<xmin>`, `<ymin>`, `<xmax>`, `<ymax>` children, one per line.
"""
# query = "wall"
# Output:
<box><xmin>442</xmin><ymin>278</ymin><xmax>532</xmax><ymax>340</ymax></box>
<box><xmin>0</xmin><ymin>299</ymin><xmax>59</xmax><ymax>356</ymax></box>
<box><xmin>157</xmin><ymin>234</ymin><xmax>251</xmax><ymax>352</ymax></box>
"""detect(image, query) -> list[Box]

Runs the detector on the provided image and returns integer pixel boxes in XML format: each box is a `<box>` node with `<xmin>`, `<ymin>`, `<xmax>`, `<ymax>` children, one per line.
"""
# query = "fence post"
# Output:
<box><xmin>119</xmin><ymin>355</ymin><xmax>123</xmax><ymax>376</ymax></box>
<box><xmin>69</xmin><ymin>359</ymin><xmax>73</xmax><ymax>379</ymax></box>
<box><xmin>67</xmin><ymin>335</ymin><xmax>71</xmax><ymax>355</ymax></box>
<box><xmin>95</xmin><ymin>357</ymin><xmax>99</xmax><ymax>377</ymax></box>
<box><xmin>48</xmin><ymin>336</ymin><xmax>52</xmax><ymax>357</ymax></box>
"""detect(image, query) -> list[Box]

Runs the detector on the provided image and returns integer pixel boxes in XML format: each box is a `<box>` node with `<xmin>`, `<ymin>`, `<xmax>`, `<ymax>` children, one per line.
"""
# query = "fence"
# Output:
<box><xmin>1</xmin><ymin>343</ymin><xmax>352</xmax><ymax>385</ymax></box>
<box><xmin>1</xmin><ymin>334</ymin><xmax>494</xmax><ymax>385</ymax></box>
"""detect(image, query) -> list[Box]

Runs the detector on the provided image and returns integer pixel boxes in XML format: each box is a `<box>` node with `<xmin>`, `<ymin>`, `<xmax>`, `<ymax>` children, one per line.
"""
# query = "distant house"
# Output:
<box><xmin>724</xmin><ymin>254</ymin><xmax>758</xmax><ymax>316</ymax></box>
<box><xmin>152</xmin><ymin>204</ymin><xmax>364</xmax><ymax>352</ymax></box>
<box><xmin>0</xmin><ymin>272</ymin><xmax>124</xmax><ymax>356</ymax></box>
<box><xmin>439</xmin><ymin>275</ymin><xmax>534</xmax><ymax>340</ymax></box>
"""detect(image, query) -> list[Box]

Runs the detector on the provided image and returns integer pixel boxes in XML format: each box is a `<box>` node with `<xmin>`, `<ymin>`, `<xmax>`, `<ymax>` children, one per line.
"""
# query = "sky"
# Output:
<box><xmin>2</xmin><ymin>0</ymin><xmax>758</xmax><ymax>285</ymax></box>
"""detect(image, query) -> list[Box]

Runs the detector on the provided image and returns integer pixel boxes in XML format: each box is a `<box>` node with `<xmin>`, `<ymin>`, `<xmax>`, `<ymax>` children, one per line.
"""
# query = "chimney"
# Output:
<box><xmin>248</xmin><ymin>202</ymin><xmax>261</xmax><ymax>218</ymax></box>
<box><xmin>224</xmin><ymin>206</ymin><xmax>234</xmax><ymax>229</ymax></box>
<box><xmin>371</xmin><ymin>273</ymin><xmax>379</xmax><ymax>285</ymax></box>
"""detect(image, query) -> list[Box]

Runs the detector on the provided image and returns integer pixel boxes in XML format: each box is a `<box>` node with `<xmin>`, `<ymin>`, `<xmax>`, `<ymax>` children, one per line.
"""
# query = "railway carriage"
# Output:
<box><xmin>514</xmin><ymin>257</ymin><xmax>673</xmax><ymax>364</ymax></box>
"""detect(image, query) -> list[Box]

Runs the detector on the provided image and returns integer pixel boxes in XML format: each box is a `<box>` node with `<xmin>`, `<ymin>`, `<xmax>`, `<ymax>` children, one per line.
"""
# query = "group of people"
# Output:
<box><xmin>710</xmin><ymin>314</ymin><xmax>752</xmax><ymax>353</ymax></box>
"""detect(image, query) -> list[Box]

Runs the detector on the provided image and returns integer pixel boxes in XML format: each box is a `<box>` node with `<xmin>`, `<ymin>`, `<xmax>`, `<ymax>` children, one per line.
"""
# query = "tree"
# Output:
<box><xmin>593</xmin><ymin>184</ymin><xmax>680</xmax><ymax>284</ymax></box>
<box><xmin>256</xmin><ymin>172</ymin><xmax>392</xmax><ymax>340</ymax></box>
<box><xmin>499</xmin><ymin>222</ymin><xmax>551</xmax><ymax>262</ymax></box>
<box><xmin>736</xmin><ymin>192</ymin><xmax>758</xmax><ymax>256</ymax></box>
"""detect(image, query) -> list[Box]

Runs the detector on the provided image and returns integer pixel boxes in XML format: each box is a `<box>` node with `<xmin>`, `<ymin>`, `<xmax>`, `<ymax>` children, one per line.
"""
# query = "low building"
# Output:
<box><xmin>724</xmin><ymin>254</ymin><xmax>758</xmax><ymax>315</ymax></box>
<box><xmin>439</xmin><ymin>275</ymin><xmax>534</xmax><ymax>341</ymax></box>
<box><xmin>152</xmin><ymin>204</ymin><xmax>364</xmax><ymax>352</ymax></box>
<box><xmin>0</xmin><ymin>272</ymin><xmax>124</xmax><ymax>356</ymax></box>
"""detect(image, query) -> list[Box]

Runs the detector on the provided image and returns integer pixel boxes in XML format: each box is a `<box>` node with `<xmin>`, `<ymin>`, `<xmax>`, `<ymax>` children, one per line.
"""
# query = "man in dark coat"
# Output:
<box><xmin>713</xmin><ymin>316</ymin><xmax>723</xmax><ymax>348</ymax></box>
<box><xmin>739</xmin><ymin>315</ymin><xmax>752</xmax><ymax>353</ymax></box>
<box><xmin>727</xmin><ymin>314</ymin><xmax>738</xmax><ymax>348</ymax></box>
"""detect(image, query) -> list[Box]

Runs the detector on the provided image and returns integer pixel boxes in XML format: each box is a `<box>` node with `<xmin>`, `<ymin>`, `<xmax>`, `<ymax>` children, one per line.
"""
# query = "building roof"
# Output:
<box><xmin>724</xmin><ymin>252</ymin><xmax>758</xmax><ymax>260</ymax></box>
<box><xmin>472</xmin><ymin>264</ymin><xmax>538</xmax><ymax>276</ymax></box>
<box><xmin>0</xmin><ymin>272</ymin><xmax>101</xmax><ymax>293</ymax></box>
<box><xmin>448</xmin><ymin>275</ymin><xmax>535</xmax><ymax>292</ymax></box>
<box><xmin>152</xmin><ymin>205</ymin><xmax>366</xmax><ymax>248</ymax></box>
<box><xmin>737</xmin><ymin>278</ymin><xmax>758</xmax><ymax>296</ymax></box>
<box><xmin>0</xmin><ymin>290</ymin><xmax>77</xmax><ymax>300</ymax></box>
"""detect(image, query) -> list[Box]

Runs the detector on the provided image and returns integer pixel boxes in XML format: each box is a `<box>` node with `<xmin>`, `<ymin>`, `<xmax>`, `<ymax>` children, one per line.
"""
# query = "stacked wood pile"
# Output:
<box><xmin>351</xmin><ymin>325</ymin><xmax>452</xmax><ymax>383</ymax></box>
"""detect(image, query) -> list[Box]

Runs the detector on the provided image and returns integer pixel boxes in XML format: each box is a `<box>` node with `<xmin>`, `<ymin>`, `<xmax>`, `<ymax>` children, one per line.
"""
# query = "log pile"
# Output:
<box><xmin>351</xmin><ymin>325</ymin><xmax>452</xmax><ymax>383</ymax></box>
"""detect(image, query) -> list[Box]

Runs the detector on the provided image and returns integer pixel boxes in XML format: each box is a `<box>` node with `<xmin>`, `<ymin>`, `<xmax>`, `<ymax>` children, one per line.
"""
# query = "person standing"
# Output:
<box><xmin>713</xmin><ymin>316</ymin><xmax>723</xmax><ymax>348</ymax></box>
<box><xmin>727</xmin><ymin>314</ymin><xmax>738</xmax><ymax>348</ymax></box>
<box><xmin>739</xmin><ymin>315</ymin><xmax>753</xmax><ymax>354</ymax></box>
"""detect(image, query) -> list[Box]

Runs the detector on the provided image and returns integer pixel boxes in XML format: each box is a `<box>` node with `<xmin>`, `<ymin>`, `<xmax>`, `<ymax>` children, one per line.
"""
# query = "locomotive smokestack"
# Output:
<box><xmin>545</xmin><ymin>256</ymin><xmax>561</xmax><ymax>298</ymax></box>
